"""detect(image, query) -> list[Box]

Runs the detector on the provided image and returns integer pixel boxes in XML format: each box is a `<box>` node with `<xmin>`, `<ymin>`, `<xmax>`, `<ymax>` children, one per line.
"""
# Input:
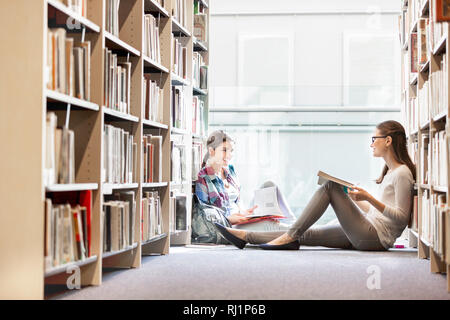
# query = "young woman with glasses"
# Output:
<box><xmin>214</xmin><ymin>120</ymin><xmax>416</xmax><ymax>251</ymax></box>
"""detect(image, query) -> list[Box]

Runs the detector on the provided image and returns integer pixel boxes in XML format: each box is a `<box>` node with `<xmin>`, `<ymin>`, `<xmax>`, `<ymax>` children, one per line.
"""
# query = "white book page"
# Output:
<box><xmin>249</xmin><ymin>186</ymin><xmax>282</xmax><ymax>217</ymax></box>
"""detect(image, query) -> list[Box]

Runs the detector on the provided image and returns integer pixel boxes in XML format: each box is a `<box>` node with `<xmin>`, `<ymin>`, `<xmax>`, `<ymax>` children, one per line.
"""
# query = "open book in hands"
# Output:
<box><xmin>317</xmin><ymin>171</ymin><xmax>355</xmax><ymax>192</ymax></box>
<box><xmin>234</xmin><ymin>186</ymin><xmax>286</xmax><ymax>225</ymax></box>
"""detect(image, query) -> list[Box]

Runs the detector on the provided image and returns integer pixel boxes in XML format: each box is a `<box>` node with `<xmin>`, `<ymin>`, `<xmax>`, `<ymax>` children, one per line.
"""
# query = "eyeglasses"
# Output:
<box><xmin>371</xmin><ymin>136</ymin><xmax>388</xmax><ymax>143</ymax></box>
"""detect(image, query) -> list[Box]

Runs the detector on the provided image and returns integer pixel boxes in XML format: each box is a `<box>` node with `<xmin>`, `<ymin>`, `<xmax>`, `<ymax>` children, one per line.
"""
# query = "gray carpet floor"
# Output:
<box><xmin>47</xmin><ymin>244</ymin><xmax>450</xmax><ymax>300</ymax></box>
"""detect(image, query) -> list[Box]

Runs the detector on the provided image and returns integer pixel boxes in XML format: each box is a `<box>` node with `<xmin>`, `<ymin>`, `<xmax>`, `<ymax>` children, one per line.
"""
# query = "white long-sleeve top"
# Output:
<box><xmin>366</xmin><ymin>164</ymin><xmax>414</xmax><ymax>249</ymax></box>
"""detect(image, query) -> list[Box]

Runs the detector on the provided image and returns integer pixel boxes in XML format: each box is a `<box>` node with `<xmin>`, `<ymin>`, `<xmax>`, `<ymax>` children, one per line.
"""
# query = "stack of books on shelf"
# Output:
<box><xmin>430</xmin><ymin>54</ymin><xmax>448</xmax><ymax>118</ymax></box>
<box><xmin>430</xmin><ymin>0</ymin><xmax>448</xmax><ymax>49</ymax></box>
<box><xmin>172</xmin><ymin>85</ymin><xmax>187</xmax><ymax>129</ymax></box>
<box><xmin>418</xmin><ymin>79</ymin><xmax>430</xmax><ymax>125</ymax></box>
<box><xmin>169</xmin><ymin>191</ymin><xmax>187</xmax><ymax>232</ymax></box>
<box><xmin>103</xmin><ymin>125</ymin><xmax>137</xmax><ymax>184</ymax></box>
<box><xmin>104</xmin><ymin>49</ymin><xmax>132</xmax><ymax>114</ymax></box>
<box><xmin>172</xmin><ymin>0</ymin><xmax>187</xmax><ymax>27</ymax></box>
<box><xmin>44</xmin><ymin>190</ymin><xmax>92</xmax><ymax>270</ymax></box>
<box><xmin>192</xmin><ymin>140</ymin><xmax>204</xmax><ymax>178</ymax></box>
<box><xmin>193</xmin><ymin>52</ymin><xmax>207</xmax><ymax>89</ymax></box>
<box><xmin>171</xmin><ymin>138</ymin><xmax>187</xmax><ymax>183</ymax></box>
<box><xmin>142</xmin><ymin>191</ymin><xmax>163</xmax><ymax>241</ymax></box>
<box><xmin>102</xmin><ymin>197</ymin><xmax>136</xmax><ymax>252</ymax></box>
<box><xmin>410</xmin><ymin>32</ymin><xmax>418</xmax><ymax>79</ymax></box>
<box><xmin>46</xmin><ymin>28</ymin><xmax>91</xmax><ymax>101</ymax></box>
<box><xmin>194</xmin><ymin>13</ymin><xmax>207</xmax><ymax>42</ymax></box>
<box><xmin>143</xmin><ymin>75</ymin><xmax>164</xmax><ymax>123</ymax></box>
<box><xmin>45</xmin><ymin>113</ymin><xmax>75</xmax><ymax>186</ymax></box>
<box><xmin>409</xmin><ymin>96</ymin><xmax>419</xmax><ymax>133</ymax></box>
<box><xmin>421</xmin><ymin>189</ymin><xmax>431</xmax><ymax>243</ymax></box>
<box><xmin>399</xmin><ymin>6</ymin><xmax>409</xmax><ymax>47</ymax></box>
<box><xmin>431</xmin><ymin>193</ymin><xmax>447</xmax><ymax>257</ymax></box>
<box><xmin>172</xmin><ymin>36</ymin><xmax>187</xmax><ymax>79</ymax></box>
<box><xmin>420</xmin><ymin>133</ymin><xmax>430</xmax><ymax>185</ymax></box>
<box><xmin>143</xmin><ymin>134</ymin><xmax>162</xmax><ymax>183</ymax></box>
<box><xmin>418</xmin><ymin>18</ymin><xmax>431</xmax><ymax>66</ymax></box>
<box><xmin>192</xmin><ymin>96</ymin><xmax>205</xmax><ymax>136</ymax></box>
<box><xmin>105</xmin><ymin>0</ymin><xmax>120</xmax><ymax>36</ymax></box>
<box><xmin>431</xmin><ymin>130</ymin><xmax>448</xmax><ymax>186</ymax></box>
<box><xmin>144</xmin><ymin>14</ymin><xmax>161</xmax><ymax>63</ymax></box>
<box><xmin>53</xmin><ymin>0</ymin><xmax>88</xmax><ymax>17</ymax></box>
<box><xmin>411</xmin><ymin>194</ymin><xmax>419</xmax><ymax>231</ymax></box>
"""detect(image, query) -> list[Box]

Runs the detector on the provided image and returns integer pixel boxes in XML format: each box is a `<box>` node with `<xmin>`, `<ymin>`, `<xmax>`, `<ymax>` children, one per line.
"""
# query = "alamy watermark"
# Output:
<box><xmin>366</xmin><ymin>265</ymin><xmax>381</xmax><ymax>290</ymax></box>
<box><xmin>66</xmin><ymin>265</ymin><xmax>81</xmax><ymax>290</ymax></box>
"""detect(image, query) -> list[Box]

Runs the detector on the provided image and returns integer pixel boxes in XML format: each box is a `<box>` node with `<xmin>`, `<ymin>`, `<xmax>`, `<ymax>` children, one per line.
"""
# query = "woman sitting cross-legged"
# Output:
<box><xmin>214</xmin><ymin>120</ymin><xmax>415</xmax><ymax>251</ymax></box>
<box><xmin>194</xmin><ymin>130</ymin><xmax>296</xmax><ymax>237</ymax></box>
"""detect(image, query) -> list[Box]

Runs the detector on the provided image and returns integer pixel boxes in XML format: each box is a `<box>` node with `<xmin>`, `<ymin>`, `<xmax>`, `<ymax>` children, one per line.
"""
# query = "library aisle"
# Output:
<box><xmin>47</xmin><ymin>245</ymin><xmax>449</xmax><ymax>300</ymax></box>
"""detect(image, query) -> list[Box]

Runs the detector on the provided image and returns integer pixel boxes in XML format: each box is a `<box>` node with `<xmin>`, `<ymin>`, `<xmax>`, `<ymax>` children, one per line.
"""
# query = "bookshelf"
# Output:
<box><xmin>0</xmin><ymin>0</ymin><xmax>209</xmax><ymax>299</ymax></box>
<box><xmin>400</xmin><ymin>0</ymin><xmax>450</xmax><ymax>292</ymax></box>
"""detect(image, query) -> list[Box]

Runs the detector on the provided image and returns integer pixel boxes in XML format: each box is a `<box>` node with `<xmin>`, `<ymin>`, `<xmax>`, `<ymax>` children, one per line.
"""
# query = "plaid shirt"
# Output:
<box><xmin>195</xmin><ymin>164</ymin><xmax>240</xmax><ymax>217</ymax></box>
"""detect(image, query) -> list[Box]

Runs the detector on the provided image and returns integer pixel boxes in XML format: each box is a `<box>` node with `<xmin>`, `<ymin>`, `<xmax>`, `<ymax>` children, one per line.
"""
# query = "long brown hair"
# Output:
<box><xmin>375</xmin><ymin>120</ymin><xmax>416</xmax><ymax>184</ymax></box>
<box><xmin>201</xmin><ymin>130</ymin><xmax>235</xmax><ymax>168</ymax></box>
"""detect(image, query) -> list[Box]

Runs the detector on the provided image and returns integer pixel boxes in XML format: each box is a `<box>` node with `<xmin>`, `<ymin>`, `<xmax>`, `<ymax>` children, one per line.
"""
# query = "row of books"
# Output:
<box><xmin>54</xmin><ymin>0</ymin><xmax>88</xmax><ymax>17</ymax></box>
<box><xmin>418</xmin><ymin>79</ymin><xmax>430</xmax><ymax>125</ymax></box>
<box><xmin>142</xmin><ymin>191</ymin><xmax>163</xmax><ymax>241</ymax></box>
<box><xmin>172</xmin><ymin>36</ymin><xmax>188</xmax><ymax>79</ymax></box>
<box><xmin>192</xmin><ymin>140</ymin><xmax>204</xmax><ymax>179</ymax></box>
<box><xmin>406</xmin><ymin>96</ymin><xmax>418</xmax><ymax>134</ymax></box>
<box><xmin>194</xmin><ymin>0</ymin><xmax>208</xmax><ymax>15</ymax></box>
<box><xmin>46</xmin><ymin>28</ymin><xmax>91</xmax><ymax>101</ymax></box>
<box><xmin>169</xmin><ymin>191</ymin><xmax>187</xmax><ymax>232</ymax></box>
<box><xmin>411</xmin><ymin>195</ymin><xmax>418</xmax><ymax>231</ymax></box>
<box><xmin>193</xmin><ymin>52</ymin><xmax>208</xmax><ymax>89</ymax></box>
<box><xmin>172</xmin><ymin>85</ymin><xmax>187</xmax><ymax>129</ymax></box>
<box><xmin>45</xmin><ymin>113</ymin><xmax>76</xmax><ymax>186</ymax></box>
<box><xmin>44</xmin><ymin>190</ymin><xmax>92</xmax><ymax>270</ymax></box>
<box><xmin>192</xmin><ymin>96</ymin><xmax>206</xmax><ymax>136</ymax></box>
<box><xmin>194</xmin><ymin>13</ymin><xmax>208</xmax><ymax>42</ymax></box>
<box><xmin>431</xmin><ymin>130</ymin><xmax>447</xmax><ymax>187</ymax></box>
<box><xmin>429</xmin><ymin>53</ymin><xmax>448</xmax><ymax>118</ymax></box>
<box><xmin>421</xmin><ymin>191</ymin><xmax>447</xmax><ymax>256</ymax></box>
<box><xmin>106</xmin><ymin>0</ymin><xmax>120</xmax><ymax>37</ymax></box>
<box><xmin>171</xmin><ymin>138</ymin><xmax>187</xmax><ymax>183</ymax></box>
<box><xmin>103</xmin><ymin>195</ymin><xmax>136</xmax><ymax>252</ymax></box>
<box><xmin>421</xmin><ymin>134</ymin><xmax>430</xmax><ymax>185</ymax></box>
<box><xmin>143</xmin><ymin>134</ymin><xmax>162</xmax><ymax>183</ymax></box>
<box><xmin>143</xmin><ymin>75</ymin><xmax>164</xmax><ymax>123</ymax></box>
<box><xmin>172</xmin><ymin>0</ymin><xmax>187</xmax><ymax>28</ymax></box>
<box><xmin>103</xmin><ymin>124</ymin><xmax>137</xmax><ymax>184</ymax></box>
<box><xmin>144</xmin><ymin>14</ymin><xmax>161</xmax><ymax>63</ymax></box>
<box><xmin>104</xmin><ymin>49</ymin><xmax>132</xmax><ymax>114</ymax></box>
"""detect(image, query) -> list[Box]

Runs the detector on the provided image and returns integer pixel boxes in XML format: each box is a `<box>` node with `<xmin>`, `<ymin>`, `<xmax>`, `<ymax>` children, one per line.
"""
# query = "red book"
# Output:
<box><xmin>234</xmin><ymin>215</ymin><xmax>285</xmax><ymax>226</ymax></box>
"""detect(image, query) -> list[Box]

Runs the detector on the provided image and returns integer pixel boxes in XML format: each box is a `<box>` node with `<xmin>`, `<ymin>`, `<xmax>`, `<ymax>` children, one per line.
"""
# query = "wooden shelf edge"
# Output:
<box><xmin>47</xmin><ymin>0</ymin><xmax>100</xmax><ymax>33</ymax></box>
<box><xmin>46</xmin><ymin>89</ymin><xmax>99</xmax><ymax>111</ymax></box>
<box><xmin>171</xmin><ymin>73</ymin><xmax>191</xmax><ymax>86</ymax></box>
<box><xmin>433</xmin><ymin>36</ymin><xmax>447</xmax><ymax>56</ymax></box>
<box><xmin>102</xmin><ymin>243</ymin><xmax>138</xmax><ymax>259</ymax></box>
<box><xmin>45</xmin><ymin>255</ymin><xmax>98</xmax><ymax>278</ymax></box>
<box><xmin>104</xmin><ymin>31</ymin><xmax>141</xmax><ymax>56</ymax></box>
<box><xmin>410</xmin><ymin>73</ymin><xmax>418</xmax><ymax>86</ymax></box>
<box><xmin>193</xmin><ymin>37</ymin><xmax>208</xmax><ymax>51</ymax></box>
<box><xmin>432</xmin><ymin>185</ymin><xmax>448</xmax><ymax>193</ymax></box>
<box><xmin>171</xmin><ymin>127</ymin><xmax>189</xmax><ymax>135</ymax></box>
<box><xmin>420</xmin><ymin>0</ymin><xmax>429</xmax><ymax>18</ymax></box>
<box><xmin>171</xmin><ymin>18</ymin><xmax>191</xmax><ymax>37</ymax></box>
<box><xmin>142</xmin><ymin>182</ymin><xmax>168</xmax><ymax>188</ymax></box>
<box><xmin>103</xmin><ymin>106</ymin><xmax>140</xmax><ymax>123</ymax></box>
<box><xmin>143</xmin><ymin>55</ymin><xmax>169</xmax><ymax>73</ymax></box>
<box><xmin>144</xmin><ymin>0</ymin><xmax>170</xmax><ymax>18</ymax></box>
<box><xmin>142</xmin><ymin>119</ymin><xmax>169</xmax><ymax>129</ymax></box>
<box><xmin>141</xmin><ymin>233</ymin><xmax>168</xmax><ymax>245</ymax></box>
<box><xmin>46</xmin><ymin>183</ymin><xmax>99</xmax><ymax>192</ymax></box>
<box><xmin>103</xmin><ymin>183</ymin><xmax>139</xmax><ymax>194</ymax></box>
<box><xmin>432</xmin><ymin>111</ymin><xmax>448</xmax><ymax>123</ymax></box>
<box><xmin>193</xmin><ymin>86</ymin><xmax>207</xmax><ymax>95</ymax></box>
<box><xmin>419</xmin><ymin>60</ymin><xmax>430</xmax><ymax>73</ymax></box>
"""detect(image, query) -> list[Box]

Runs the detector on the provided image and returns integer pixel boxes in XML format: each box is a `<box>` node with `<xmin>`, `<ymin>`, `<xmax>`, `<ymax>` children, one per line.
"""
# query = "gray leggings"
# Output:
<box><xmin>245</xmin><ymin>181</ymin><xmax>387</xmax><ymax>251</ymax></box>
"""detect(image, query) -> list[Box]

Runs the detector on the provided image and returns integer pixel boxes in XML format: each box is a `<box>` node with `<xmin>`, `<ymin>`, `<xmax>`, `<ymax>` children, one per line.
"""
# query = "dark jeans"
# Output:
<box><xmin>244</xmin><ymin>181</ymin><xmax>387</xmax><ymax>251</ymax></box>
